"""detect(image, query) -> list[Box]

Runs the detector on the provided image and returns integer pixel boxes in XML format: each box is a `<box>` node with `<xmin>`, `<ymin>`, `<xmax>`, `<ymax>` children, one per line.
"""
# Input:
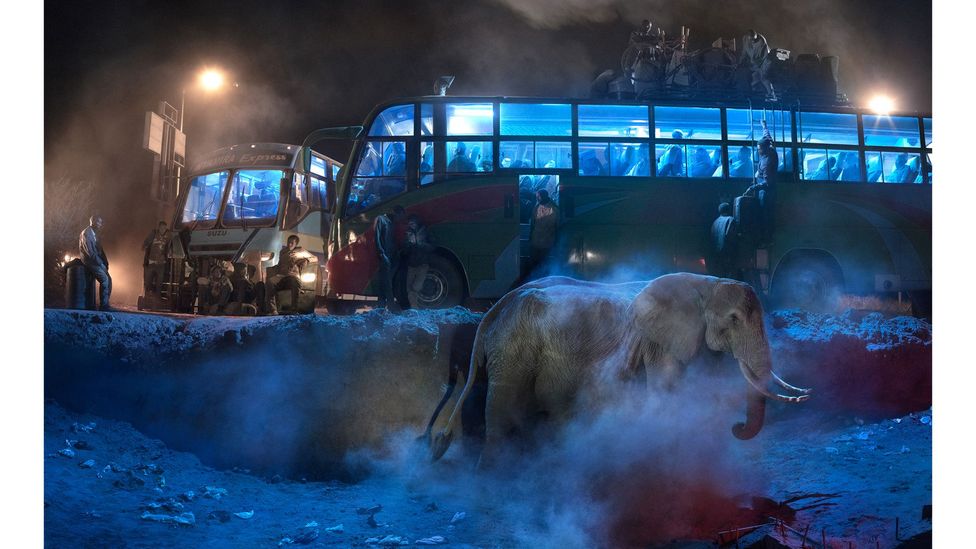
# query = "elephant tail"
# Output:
<box><xmin>429</xmin><ymin>310</ymin><xmax>491</xmax><ymax>462</ymax></box>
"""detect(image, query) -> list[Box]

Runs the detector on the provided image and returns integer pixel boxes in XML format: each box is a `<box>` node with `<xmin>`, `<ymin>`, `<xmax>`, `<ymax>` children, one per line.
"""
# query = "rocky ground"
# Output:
<box><xmin>44</xmin><ymin>307</ymin><xmax>933</xmax><ymax>547</ymax></box>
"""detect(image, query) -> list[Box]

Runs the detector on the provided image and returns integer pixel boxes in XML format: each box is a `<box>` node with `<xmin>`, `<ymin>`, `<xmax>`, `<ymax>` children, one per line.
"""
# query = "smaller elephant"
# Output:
<box><xmin>428</xmin><ymin>273</ymin><xmax>810</xmax><ymax>463</ymax></box>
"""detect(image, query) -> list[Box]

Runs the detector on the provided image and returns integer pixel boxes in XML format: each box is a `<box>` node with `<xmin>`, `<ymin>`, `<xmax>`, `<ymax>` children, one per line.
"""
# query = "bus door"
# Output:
<box><xmin>517</xmin><ymin>173</ymin><xmax>560</xmax><ymax>275</ymax></box>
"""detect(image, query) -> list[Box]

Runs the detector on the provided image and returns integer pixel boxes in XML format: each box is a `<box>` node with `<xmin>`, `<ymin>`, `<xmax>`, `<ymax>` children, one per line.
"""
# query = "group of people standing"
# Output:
<box><xmin>373</xmin><ymin>206</ymin><xmax>436</xmax><ymax>313</ymax></box>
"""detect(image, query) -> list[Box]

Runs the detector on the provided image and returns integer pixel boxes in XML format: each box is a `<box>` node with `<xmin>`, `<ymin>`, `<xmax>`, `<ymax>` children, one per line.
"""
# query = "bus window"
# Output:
<box><xmin>654</xmin><ymin>106</ymin><xmax>721</xmax><ymax>140</ymax></box>
<box><xmin>728</xmin><ymin>145</ymin><xmax>755</xmax><ymax>178</ymax></box>
<box><xmin>421</xmin><ymin>104</ymin><xmax>433</xmax><ymax>136</ymax></box>
<box><xmin>577</xmin><ymin>104</ymin><xmax>649</xmax><ymax>137</ymax></box>
<box><xmin>182</xmin><ymin>171</ymin><xmax>229</xmax><ymax>227</ymax></box>
<box><xmin>923</xmin><ymin>117</ymin><xmax>932</xmax><ymax>147</ymax></box>
<box><xmin>501</xmin><ymin>141</ymin><xmax>534</xmax><ymax>168</ymax></box>
<box><xmin>420</xmin><ymin>141</ymin><xmax>436</xmax><ymax>184</ymax></box>
<box><xmin>331</xmin><ymin>162</ymin><xmax>341</xmax><ymax>182</ymax></box>
<box><xmin>778</xmin><ymin>147</ymin><xmax>794</xmax><ymax>174</ymax></box>
<box><xmin>347</xmin><ymin>141</ymin><xmax>408</xmax><ymax>215</ymax></box>
<box><xmin>223</xmin><ymin>169</ymin><xmax>283</xmax><ymax>225</ymax></box>
<box><xmin>309</xmin><ymin>175</ymin><xmax>330</xmax><ymax>209</ymax></box>
<box><xmin>536</xmin><ymin>142</ymin><xmax>572</xmax><ymax>169</ymax></box>
<box><xmin>689</xmin><ymin>145</ymin><xmax>723</xmax><ymax>178</ymax></box>
<box><xmin>865</xmin><ymin>152</ymin><xmax>883</xmax><ymax>182</ymax></box>
<box><xmin>611</xmin><ymin>143</ymin><xmax>649</xmax><ymax>176</ymax></box>
<box><xmin>310</xmin><ymin>155</ymin><xmax>328</xmax><ymax>177</ymax></box>
<box><xmin>862</xmin><ymin>115</ymin><xmax>921</xmax><ymax>147</ymax></box>
<box><xmin>367</xmin><ymin>104</ymin><xmax>415</xmax><ymax>137</ymax></box>
<box><xmin>655</xmin><ymin>143</ymin><xmax>687</xmax><ymax>177</ymax></box>
<box><xmin>797</xmin><ymin>112</ymin><xmax>858</xmax><ymax>145</ymax></box>
<box><xmin>500</xmin><ymin>103</ymin><xmax>572</xmax><ymax>136</ymax></box>
<box><xmin>446</xmin><ymin>103</ymin><xmax>494</xmax><ymax>136</ymax></box>
<box><xmin>447</xmin><ymin>141</ymin><xmax>493</xmax><ymax>173</ymax></box>
<box><xmin>879</xmin><ymin>152</ymin><xmax>921</xmax><ymax>184</ymax></box>
<box><xmin>284</xmin><ymin>172</ymin><xmax>310</xmax><ymax>228</ymax></box>
<box><xmin>726</xmin><ymin>109</ymin><xmax>793</xmax><ymax>142</ymax></box>
<box><xmin>800</xmin><ymin>149</ymin><xmax>853</xmax><ymax>181</ymax></box>
<box><xmin>578</xmin><ymin>143</ymin><xmax>609</xmax><ymax>176</ymax></box>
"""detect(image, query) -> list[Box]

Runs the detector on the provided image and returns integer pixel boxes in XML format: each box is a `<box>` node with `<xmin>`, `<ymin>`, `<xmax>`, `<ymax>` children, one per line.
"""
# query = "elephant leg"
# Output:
<box><xmin>648</xmin><ymin>355</ymin><xmax>683</xmax><ymax>391</ymax></box>
<box><xmin>480</xmin><ymin>378</ymin><xmax>533</xmax><ymax>468</ymax></box>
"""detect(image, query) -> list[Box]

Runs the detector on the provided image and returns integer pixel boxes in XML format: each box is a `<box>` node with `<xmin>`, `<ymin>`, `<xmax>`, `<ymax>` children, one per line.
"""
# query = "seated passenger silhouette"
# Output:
<box><xmin>730</xmin><ymin>146</ymin><xmax>754</xmax><ymax>178</ymax></box>
<box><xmin>810</xmin><ymin>156</ymin><xmax>838</xmax><ymax>181</ymax></box>
<box><xmin>448</xmin><ymin>142</ymin><xmax>477</xmax><ymax>172</ymax></box>
<box><xmin>385</xmin><ymin>142</ymin><xmax>406</xmax><ymax>176</ymax></box>
<box><xmin>690</xmin><ymin>147</ymin><xmax>719</xmax><ymax>177</ymax></box>
<box><xmin>657</xmin><ymin>130</ymin><xmax>685</xmax><ymax>176</ymax></box>
<box><xmin>838</xmin><ymin>152</ymin><xmax>860</xmax><ymax>181</ymax></box>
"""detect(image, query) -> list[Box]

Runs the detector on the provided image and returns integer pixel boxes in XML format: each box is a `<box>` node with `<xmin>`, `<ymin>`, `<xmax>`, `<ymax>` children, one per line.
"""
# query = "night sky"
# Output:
<box><xmin>42</xmin><ymin>0</ymin><xmax>932</xmax><ymax>301</ymax></box>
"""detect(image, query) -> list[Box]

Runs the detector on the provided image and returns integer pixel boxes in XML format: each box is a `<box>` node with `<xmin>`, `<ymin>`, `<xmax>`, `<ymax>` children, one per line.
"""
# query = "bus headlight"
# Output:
<box><xmin>300</xmin><ymin>272</ymin><xmax>317</xmax><ymax>283</ymax></box>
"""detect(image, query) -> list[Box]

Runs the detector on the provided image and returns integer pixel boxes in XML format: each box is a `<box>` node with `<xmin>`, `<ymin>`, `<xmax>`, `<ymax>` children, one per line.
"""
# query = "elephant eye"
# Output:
<box><xmin>729</xmin><ymin>313</ymin><xmax>740</xmax><ymax>324</ymax></box>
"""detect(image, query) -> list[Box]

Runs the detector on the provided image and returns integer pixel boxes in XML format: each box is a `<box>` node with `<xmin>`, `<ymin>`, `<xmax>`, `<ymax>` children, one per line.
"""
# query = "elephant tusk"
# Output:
<box><xmin>772</xmin><ymin>371</ymin><xmax>813</xmax><ymax>394</ymax></box>
<box><xmin>738</xmin><ymin>360</ymin><xmax>811</xmax><ymax>404</ymax></box>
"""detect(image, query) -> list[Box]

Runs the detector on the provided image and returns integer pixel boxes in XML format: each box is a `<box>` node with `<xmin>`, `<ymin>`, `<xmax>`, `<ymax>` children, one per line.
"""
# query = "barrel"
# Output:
<box><xmin>65</xmin><ymin>259</ymin><xmax>96</xmax><ymax>310</ymax></box>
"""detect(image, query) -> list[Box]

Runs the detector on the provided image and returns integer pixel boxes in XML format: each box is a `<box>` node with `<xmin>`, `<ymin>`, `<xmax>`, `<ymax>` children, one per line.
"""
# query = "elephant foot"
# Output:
<box><xmin>732</xmin><ymin>421</ymin><xmax>761</xmax><ymax>440</ymax></box>
<box><xmin>430</xmin><ymin>431</ymin><xmax>454</xmax><ymax>462</ymax></box>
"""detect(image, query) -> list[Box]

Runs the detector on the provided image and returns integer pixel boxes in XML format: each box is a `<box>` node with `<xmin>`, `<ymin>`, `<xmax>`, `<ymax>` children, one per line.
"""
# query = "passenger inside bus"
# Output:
<box><xmin>730</xmin><ymin>146</ymin><xmax>755</xmax><ymax>178</ymax></box>
<box><xmin>809</xmin><ymin>156</ymin><xmax>839</xmax><ymax>181</ymax></box>
<box><xmin>624</xmin><ymin>144</ymin><xmax>651</xmax><ymax>176</ymax></box>
<box><xmin>657</xmin><ymin>130</ymin><xmax>686</xmax><ymax>176</ymax></box>
<box><xmin>837</xmin><ymin>152</ymin><xmax>860</xmax><ymax>182</ymax></box>
<box><xmin>690</xmin><ymin>147</ymin><xmax>721</xmax><ymax>177</ymax></box>
<box><xmin>385</xmin><ymin>142</ymin><xmax>406</xmax><ymax>176</ymax></box>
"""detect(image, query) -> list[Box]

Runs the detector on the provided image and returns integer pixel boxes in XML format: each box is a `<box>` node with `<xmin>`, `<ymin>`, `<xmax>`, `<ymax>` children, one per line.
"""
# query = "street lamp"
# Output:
<box><xmin>868</xmin><ymin>94</ymin><xmax>895</xmax><ymax>116</ymax></box>
<box><xmin>180</xmin><ymin>67</ymin><xmax>229</xmax><ymax>132</ymax></box>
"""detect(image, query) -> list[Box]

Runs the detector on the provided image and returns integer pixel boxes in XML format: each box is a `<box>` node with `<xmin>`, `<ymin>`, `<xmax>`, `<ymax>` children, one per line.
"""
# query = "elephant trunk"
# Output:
<box><xmin>732</xmin><ymin>387</ymin><xmax>766</xmax><ymax>440</ymax></box>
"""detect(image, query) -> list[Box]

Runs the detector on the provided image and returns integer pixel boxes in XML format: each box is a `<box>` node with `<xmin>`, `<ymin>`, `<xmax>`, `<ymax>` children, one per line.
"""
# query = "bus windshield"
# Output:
<box><xmin>181</xmin><ymin>171</ymin><xmax>229</xmax><ymax>228</ymax></box>
<box><xmin>222</xmin><ymin>169</ymin><xmax>284</xmax><ymax>226</ymax></box>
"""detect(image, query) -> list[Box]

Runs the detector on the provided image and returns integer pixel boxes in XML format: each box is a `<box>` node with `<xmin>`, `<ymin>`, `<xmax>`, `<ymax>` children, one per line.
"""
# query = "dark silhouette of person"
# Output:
<box><xmin>448</xmin><ymin>142</ymin><xmax>477</xmax><ymax>172</ymax></box>
<box><xmin>690</xmin><ymin>147</ymin><xmax>719</xmax><ymax>177</ymax></box>
<box><xmin>386</xmin><ymin>142</ymin><xmax>406</xmax><ymax>176</ymax></box>
<box><xmin>710</xmin><ymin>202</ymin><xmax>739</xmax><ymax>279</ymax></box>
<box><xmin>79</xmin><ymin>215</ymin><xmax>112</xmax><ymax>310</ymax></box>
<box><xmin>404</xmin><ymin>214</ymin><xmax>435</xmax><ymax>308</ymax></box>
<box><xmin>743</xmin><ymin>120</ymin><xmax>779</xmax><ymax>245</ymax></box>
<box><xmin>528</xmin><ymin>189</ymin><xmax>559</xmax><ymax>273</ymax></box>
<box><xmin>838</xmin><ymin>152</ymin><xmax>861</xmax><ymax>181</ymax></box>
<box><xmin>257</xmin><ymin>235</ymin><xmax>309</xmax><ymax>314</ymax></box>
<box><xmin>142</xmin><ymin>220</ymin><xmax>170</xmax><ymax>297</ymax></box>
<box><xmin>810</xmin><ymin>156</ymin><xmax>838</xmax><ymax>181</ymax></box>
<box><xmin>374</xmin><ymin>205</ymin><xmax>406</xmax><ymax>311</ymax></box>
<box><xmin>740</xmin><ymin>29</ymin><xmax>776</xmax><ymax>100</ymax></box>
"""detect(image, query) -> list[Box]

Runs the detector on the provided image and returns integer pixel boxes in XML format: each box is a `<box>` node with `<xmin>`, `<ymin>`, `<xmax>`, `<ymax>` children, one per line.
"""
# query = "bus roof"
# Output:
<box><xmin>188</xmin><ymin>143</ymin><xmax>338</xmax><ymax>175</ymax></box>
<box><xmin>364</xmin><ymin>95</ymin><xmax>931</xmax><ymax>119</ymax></box>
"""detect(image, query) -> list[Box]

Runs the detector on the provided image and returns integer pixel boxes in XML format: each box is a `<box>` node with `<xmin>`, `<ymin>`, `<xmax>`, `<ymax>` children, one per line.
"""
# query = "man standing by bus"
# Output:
<box><xmin>79</xmin><ymin>215</ymin><xmax>112</xmax><ymax>311</ymax></box>
<box><xmin>404</xmin><ymin>214</ymin><xmax>435</xmax><ymax>309</ymax></box>
<box><xmin>743</xmin><ymin>119</ymin><xmax>778</xmax><ymax>245</ymax></box>
<box><xmin>374</xmin><ymin>205</ymin><xmax>406</xmax><ymax>312</ymax></box>
<box><xmin>260</xmin><ymin>235</ymin><xmax>309</xmax><ymax>314</ymax></box>
<box><xmin>142</xmin><ymin>221</ymin><xmax>170</xmax><ymax>299</ymax></box>
<box><xmin>529</xmin><ymin>189</ymin><xmax>559</xmax><ymax>275</ymax></box>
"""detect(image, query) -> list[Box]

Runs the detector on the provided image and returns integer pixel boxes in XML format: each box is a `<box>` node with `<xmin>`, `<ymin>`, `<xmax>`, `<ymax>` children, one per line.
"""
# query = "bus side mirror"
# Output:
<box><xmin>301</xmin><ymin>147</ymin><xmax>312</xmax><ymax>174</ymax></box>
<box><xmin>299</xmin><ymin>125</ymin><xmax>364</xmax><ymax>173</ymax></box>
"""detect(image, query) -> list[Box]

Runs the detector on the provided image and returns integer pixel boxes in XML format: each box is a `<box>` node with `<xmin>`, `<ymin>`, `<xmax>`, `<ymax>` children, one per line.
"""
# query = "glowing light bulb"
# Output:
<box><xmin>199</xmin><ymin>69</ymin><xmax>225</xmax><ymax>91</ymax></box>
<box><xmin>868</xmin><ymin>95</ymin><xmax>895</xmax><ymax>115</ymax></box>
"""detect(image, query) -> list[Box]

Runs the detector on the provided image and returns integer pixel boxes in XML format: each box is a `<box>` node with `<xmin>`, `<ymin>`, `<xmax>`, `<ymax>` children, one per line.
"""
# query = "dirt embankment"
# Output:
<box><xmin>44</xmin><ymin>307</ymin><xmax>931</xmax><ymax>481</ymax></box>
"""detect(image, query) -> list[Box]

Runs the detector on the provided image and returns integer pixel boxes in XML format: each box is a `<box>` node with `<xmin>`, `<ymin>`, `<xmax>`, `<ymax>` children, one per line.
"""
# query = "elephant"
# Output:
<box><xmin>427</xmin><ymin>273</ymin><xmax>810</xmax><ymax>462</ymax></box>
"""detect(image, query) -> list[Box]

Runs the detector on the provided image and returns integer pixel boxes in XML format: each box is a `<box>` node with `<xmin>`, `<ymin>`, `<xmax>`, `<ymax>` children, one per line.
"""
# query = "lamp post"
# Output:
<box><xmin>174</xmin><ymin>68</ymin><xmax>229</xmax><ymax>198</ymax></box>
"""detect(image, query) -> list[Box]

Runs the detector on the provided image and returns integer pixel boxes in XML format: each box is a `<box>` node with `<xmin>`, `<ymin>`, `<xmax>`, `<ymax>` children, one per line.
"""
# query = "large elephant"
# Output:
<box><xmin>428</xmin><ymin>273</ymin><xmax>810</xmax><ymax>462</ymax></box>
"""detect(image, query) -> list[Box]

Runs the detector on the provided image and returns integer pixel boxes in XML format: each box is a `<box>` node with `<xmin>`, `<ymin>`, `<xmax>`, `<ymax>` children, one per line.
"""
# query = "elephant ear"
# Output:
<box><xmin>703</xmin><ymin>281</ymin><xmax>736</xmax><ymax>352</ymax></box>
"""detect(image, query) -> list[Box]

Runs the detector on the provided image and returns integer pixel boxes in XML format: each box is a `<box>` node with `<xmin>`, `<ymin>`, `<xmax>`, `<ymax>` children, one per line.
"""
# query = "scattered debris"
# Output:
<box><xmin>135</xmin><ymin>463</ymin><xmax>164</xmax><ymax>475</ymax></box>
<box><xmin>325</xmin><ymin>524</ymin><xmax>344</xmax><ymax>533</ymax></box>
<box><xmin>279</xmin><ymin>525</ymin><xmax>320</xmax><ymax>546</ymax></box>
<box><xmin>825</xmin><ymin>447</ymin><xmax>839</xmax><ymax>454</ymax></box>
<box><xmin>415</xmin><ymin>536</ymin><xmax>448</xmax><ymax>545</ymax></box>
<box><xmin>79</xmin><ymin>459</ymin><xmax>96</xmax><ymax>469</ymax></box>
<box><xmin>71</xmin><ymin>422</ymin><xmax>96</xmax><ymax>433</ymax></box>
<box><xmin>450</xmin><ymin>511</ymin><xmax>466</xmax><ymax>524</ymax></box>
<box><xmin>104</xmin><ymin>462</ymin><xmax>127</xmax><ymax>473</ymax></box>
<box><xmin>367</xmin><ymin>514</ymin><xmax>380</xmax><ymax>528</ymax></box>
<box><xmin>207</xmin><ymin>510</ymin><xmax>232</xmax><ymax>523</ymax></box>
<box><xmin>201</xmin><ymin>486</ymin><xmax>228</xmax><ymax>500</ymax></box>
<box><xmin>270</xmin><ymin>474</ymin><xmax>283</xmax><ymax>484</ymax></box>
<box><xmin>304</xmin><ymin>521</ymin><xmax>319</xmax><ymax>528</ymax></box>
<box><xmin>920</xmin><ymin>415</ymin><xmax>931</xmax><ymax>425</ymax></box>
<box><xmin>72</xmin><ymin>440</ymin><xmax>93</xmax><ymax>450</ymax></box>
<box><xmin>357</xmin><ymin>504</ymin><xmax>383</xmax><ymax>515</ymax></box>
<box><xmin>234</xmin><ymin>510</ymin><xmax>254</xmax><ymax>520</ymax></box>
<box><xmin>140</xmin><ymin>511</ymin><xmax>196</xmax><ymax>526</ymax></box>
<box><xmin>58</xmin><ymin>448</ymin><xmax>75</xmax><ymax>458</ymax></box>
<box><xmin>82</xmin><ymin>510</ymin><xmax>101</xmax><ymax>519</ymax></box>
<box><xmin>365</xmin><ymin>534</ymin><xmax>409</xmax><ymax>546</ymax></box>
<box><xmin>112</xmin><ymin>470</ymin><xmax>146</xmax><ymax>489</ymax></box>
<box><xmin>900</xmin><ymin>445</ymin><xmax>911</xmax><ymax>454</ymax></box>
<box><xmin>178</xmin><ymin>490</ymin><xmax>196</xmax><ymax>502</ymax></box>
<box><xmin>144</xmin><ymin>498</ymin><xmax>184</xmax><ymax>513</ymax></box>
<box><xmin>424</xmin><ymin>502</ymin><xmax>438</xmax><ymax>512</ymax></box>
<box><xmin>855</xmin><ymin>431</ymin><xmax>870</xmax><ymax>440</ymax></box>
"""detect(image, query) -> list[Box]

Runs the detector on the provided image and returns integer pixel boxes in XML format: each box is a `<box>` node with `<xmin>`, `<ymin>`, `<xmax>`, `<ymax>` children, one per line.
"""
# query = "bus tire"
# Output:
<box><xmin>413</xmin><ymin>254</ymin><xmax>465</xmax><ymax>309</ymax></box>
<box><xmin>771</xmin><ymin>256</ymin><xmax>842</xmax><ymax>313</ymax></box>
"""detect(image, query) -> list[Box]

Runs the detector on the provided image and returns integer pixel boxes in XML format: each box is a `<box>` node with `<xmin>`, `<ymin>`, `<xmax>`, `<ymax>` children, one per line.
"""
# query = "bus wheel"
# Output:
<box><xmin>771</xmin><ymin>258</ymin><xmax>842</xmax><ymax>313</ymax></box>
<box><xmin>415</xmin><ymin>255</ymin><xmax>465</xmax><ymax>309</ymax></box>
